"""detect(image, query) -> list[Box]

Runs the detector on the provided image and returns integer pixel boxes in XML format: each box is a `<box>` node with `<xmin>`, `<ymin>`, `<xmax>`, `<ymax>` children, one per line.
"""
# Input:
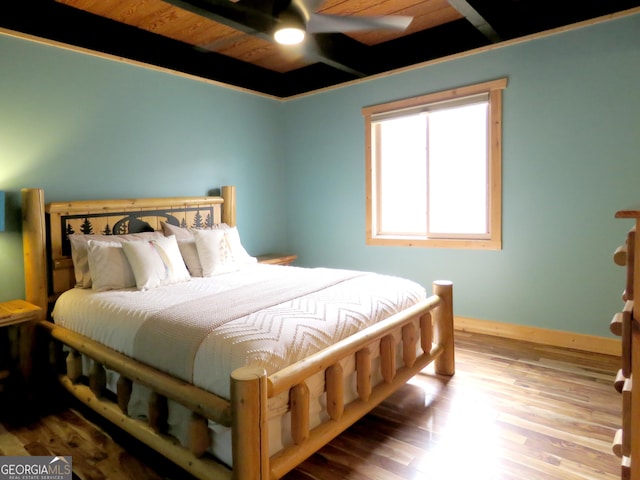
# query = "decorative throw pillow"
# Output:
<box><xmin>224</xmin><ymin>226</ymin><xmax>257</xmax><ymax>264</ymax></box>
<box><xmin>86</xmin><ymin>240</ymin><xmax>136</xmax><ymax>291</ymax></box>
<box><xmin>121</xmin><ymin>235</ymin><xmax>190</xmax><ymax>290</ymax></box>
<box><xmin>69</xmin><ymin>232</ymin><xmax>163</xmax><ymax>288</ymax></box>
<box><xmin>193</xmin><ymin>229</ymin><xmax>237</xmax><ymax>276</ymax></box>
<box><xmin>151</xmin><ymin>235</ymin><xmax>191</xmax><ymax>284</ymax></box>
<box><xmin>121</xmin><ymin>241</ymin><xmax>164</xmax><ymax>290</ymax></box>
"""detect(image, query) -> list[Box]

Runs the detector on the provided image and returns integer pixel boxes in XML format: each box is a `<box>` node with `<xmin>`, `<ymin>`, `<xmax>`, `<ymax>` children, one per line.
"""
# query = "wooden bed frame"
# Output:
<box><xmin>21</xmin><ymin>186</ymin><xmax>455</xmax><ymax>480</ymax></box>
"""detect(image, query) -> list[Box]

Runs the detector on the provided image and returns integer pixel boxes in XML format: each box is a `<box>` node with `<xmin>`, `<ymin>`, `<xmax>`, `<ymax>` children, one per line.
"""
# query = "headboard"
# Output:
<box><xmin>21</xmin><ymin>185</ymin><xmax>237</xmax><ymax>318</ymax></box>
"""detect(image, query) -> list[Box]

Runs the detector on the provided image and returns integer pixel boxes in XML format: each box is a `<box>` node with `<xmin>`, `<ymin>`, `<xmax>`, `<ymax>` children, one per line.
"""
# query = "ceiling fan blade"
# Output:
<box><xmin>307</xmin><ymin>13</ymin><xmax>413</xmax><ymax>34</ymax></box>
<box><xmin>291</xmin><ymin>0</ymin><xmax>327</xmax><ymax>19</ymax></box>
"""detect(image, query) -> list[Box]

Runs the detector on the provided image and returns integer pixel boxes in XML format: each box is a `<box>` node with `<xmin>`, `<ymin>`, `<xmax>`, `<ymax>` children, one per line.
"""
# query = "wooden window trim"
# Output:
<box><xmin>364</xmin><ymin>78</ymin><xmax>507</xmax><ymax>250</ymax></box>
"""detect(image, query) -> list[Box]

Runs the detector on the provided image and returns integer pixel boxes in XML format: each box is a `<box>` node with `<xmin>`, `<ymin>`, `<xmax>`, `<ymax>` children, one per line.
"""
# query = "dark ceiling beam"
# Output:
<box><xmin>162</xmin><ymin>0</ymin><xmax>373</xmax><ymax>77</ymax></box>
<box><xmin>307</xmin><ymin>34</ymin><xmax>377</xmax><ymax>77</ymax></box>
<box><xmin>162</xmin><ymin>0</ymin><xmax>275</xmax><ymax>40</ymax></box>
<box><xmin>447</xmin><ymin>0</ymin><xmax>501</xmax><ymax>43</ymax></box>
<box><xmin>370</xmin><ymin>19</ymin><xmax>489</xmax><ymax>73</ymax></box>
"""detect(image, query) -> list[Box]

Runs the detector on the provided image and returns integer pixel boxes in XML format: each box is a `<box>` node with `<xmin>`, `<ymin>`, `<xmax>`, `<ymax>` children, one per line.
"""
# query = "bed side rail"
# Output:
<box><xmin>39</xmin><ymin>320</ymin><xmax>234</xmax><ymax>480</ymax></box>
<box><xmin>40</xmin><ymin>320</ymin><xmax>232</xmax><ymax>425</ymax></box>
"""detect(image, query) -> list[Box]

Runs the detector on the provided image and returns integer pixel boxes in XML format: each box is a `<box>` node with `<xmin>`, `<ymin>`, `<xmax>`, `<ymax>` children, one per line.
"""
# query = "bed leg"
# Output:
<box><xmin>231</xmin><ymin>366</ymin><xmax>268</xmax><ymax>480</ymax></box>
<box><xmin>433</xmin><ymin>280</ymin><xmax>455</xmax><ymax>376</ymax></box>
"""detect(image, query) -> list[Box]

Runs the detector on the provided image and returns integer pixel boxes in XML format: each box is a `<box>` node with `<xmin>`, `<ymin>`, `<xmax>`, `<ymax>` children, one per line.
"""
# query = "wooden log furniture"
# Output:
<box><xmin>611</xmin><ymin>208</ymin><xmax>640</xmax><ymax>479</ymax></box>
<box><xmin>0</xmin><ymin>300</ymin><xmax>41</xmax><ymax>390</ymax></box>
<box><xmin>20</xmin><ymin>186</ymin><xmax>455</xmax><ymax>480</ymax></box>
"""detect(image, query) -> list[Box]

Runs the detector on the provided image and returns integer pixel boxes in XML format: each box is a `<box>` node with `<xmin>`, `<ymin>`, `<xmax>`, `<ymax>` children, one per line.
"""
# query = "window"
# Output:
<box><xmin>363</xmin><ymin>78</ymin><xmax>507</xmax><ymax>249</ymax></box>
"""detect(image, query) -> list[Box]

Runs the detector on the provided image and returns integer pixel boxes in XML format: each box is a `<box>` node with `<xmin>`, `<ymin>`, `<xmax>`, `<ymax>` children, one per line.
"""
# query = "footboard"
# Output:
<box><xmin>232</xmin><ymin>280</ymin><xmax>454</xmax><ymax>480</ymax></box>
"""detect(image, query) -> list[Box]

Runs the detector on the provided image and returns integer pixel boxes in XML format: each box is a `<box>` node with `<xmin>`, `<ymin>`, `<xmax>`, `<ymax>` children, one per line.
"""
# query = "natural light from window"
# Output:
<box><xmin>378</xmin><ymin>114</ymin><xmax>427</xmax><ymax>235</ymax></box>
<box><xmin>363</xmin><ymin>78</ymin><xmax>506</xmax><ymax>249</ymax></box>
<box><xmin>428</xmin><ymin>102</ymin><xmax>488</xmax><ymax>236</ymax></box>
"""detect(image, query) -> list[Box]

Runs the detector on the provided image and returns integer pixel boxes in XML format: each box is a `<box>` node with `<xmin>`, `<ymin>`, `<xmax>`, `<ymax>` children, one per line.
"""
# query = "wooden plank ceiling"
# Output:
<box><xmin>1</xmin><ymin>0</ymin><xmax>639</xmax><ymax>97</ymax></box>
<box><xmin>55</xmin><ymin>0</ymin><xmax>464</xmax><ymax>74</ymax></box>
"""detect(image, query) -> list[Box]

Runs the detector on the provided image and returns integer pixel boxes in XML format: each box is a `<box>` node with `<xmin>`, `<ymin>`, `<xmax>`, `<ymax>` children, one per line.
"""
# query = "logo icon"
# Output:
<box><xmin>0</xmin><ymin>455</ymin><xmax>73</xmax><ymax>480</ymax></box>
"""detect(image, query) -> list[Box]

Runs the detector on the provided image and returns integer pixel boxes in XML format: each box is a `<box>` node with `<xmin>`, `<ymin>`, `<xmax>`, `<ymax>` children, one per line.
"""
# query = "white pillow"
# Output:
<box><xmin>122</xmin><ymin>236</ymin><xmax>190</xmax><ymax>290</ymax></box>
<box><xmin>193</xmin><ymin>229</ymin><xmax>237</xmax><ymax>276</ymax></box>
<box><xmin>151</xmin><ymin>236</ymin><xmax>191</xmax><ymax>283</ymax></box>
<box><xmin>69</xmin><ymin>232</ymin><xmax>163</xmax><ymax>288</ymax></box>
<box><xmin>225</xmin><ymin>226</ymin><xmax>257</xmax><ymax>264</ymax></box>
<box><xmin>87</xmin><ymin>240</ymin><xmax>136</xmax><ymax>291</ymax></box>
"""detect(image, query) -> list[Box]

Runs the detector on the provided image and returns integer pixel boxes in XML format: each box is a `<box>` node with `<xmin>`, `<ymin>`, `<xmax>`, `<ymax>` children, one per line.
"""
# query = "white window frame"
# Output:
<box><xmin>363</xmin><ymin>78</ymin><xmax>507</xmax><ymax>250</ymax></box>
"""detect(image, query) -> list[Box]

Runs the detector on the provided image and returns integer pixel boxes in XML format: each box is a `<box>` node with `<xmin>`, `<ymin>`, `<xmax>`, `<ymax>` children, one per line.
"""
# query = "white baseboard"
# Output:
<box><xmin>454</xmin><ymin>316</ymin><xmax>621</xmax><ymax>356</ymax></box>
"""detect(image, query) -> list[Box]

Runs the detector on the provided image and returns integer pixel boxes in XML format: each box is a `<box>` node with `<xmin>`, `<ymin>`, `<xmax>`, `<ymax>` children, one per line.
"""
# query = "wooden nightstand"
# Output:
<box><xmin>0</xmin><ymin>300</ymin><xmax>41</xmax><ymax>390</ymax></box>
<box><xmin>257</xmin><ymin>253</ymin><xmax>298</xmax><ymax>266</ymax></box>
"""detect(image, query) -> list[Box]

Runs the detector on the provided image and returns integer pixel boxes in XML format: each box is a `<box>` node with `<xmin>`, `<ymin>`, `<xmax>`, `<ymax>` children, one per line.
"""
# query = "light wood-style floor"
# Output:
<box><xmin>0</xmin><ymin>332</ymin><xmax>622</xmax><ymax>480</ymax></box>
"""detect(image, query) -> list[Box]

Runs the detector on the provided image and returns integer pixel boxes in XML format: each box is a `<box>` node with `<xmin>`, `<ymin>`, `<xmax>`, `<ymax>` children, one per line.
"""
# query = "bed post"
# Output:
<box><xmin>231</xmin><ymin>366</ymin><xmax>268</xmax><ymax>480</ymax></box>
<box><xmin>21</xmin><ymin>188</ymin><xmax>48</xmax><ymax>320</ymax></box>
<box><xmin>433</xmin><ymin>280</ymin><xmax>455</xmax><ymax>376</ymax></box>
<box><xmin>221</xmin><ymin>186</ymin><xmax>237</xmax><ymax>227</ymax></box>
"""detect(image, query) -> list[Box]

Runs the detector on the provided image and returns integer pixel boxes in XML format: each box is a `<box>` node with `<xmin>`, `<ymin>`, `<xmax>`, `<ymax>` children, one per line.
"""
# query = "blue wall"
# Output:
<box><xmin>282</xmin><ymin>13</ymin><xmax>640</xmax><ymax>337</ymax></box>
<box><xmin>1</xmin><ymin>13</ymin><xmax>639</xmax><ymax>339</ymax></box>
<box><xmin>0</xmin><ymin>34</ymin><xmax>287</xmax><ymax>300</ymax></box>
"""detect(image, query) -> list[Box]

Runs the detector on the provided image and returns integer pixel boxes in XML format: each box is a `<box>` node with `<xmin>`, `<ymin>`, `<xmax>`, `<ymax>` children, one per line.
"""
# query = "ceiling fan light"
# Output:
<box><xmin>274</xmin><ymin>27</ymin><xmax>305</xmax><ymax>45</ymax></box>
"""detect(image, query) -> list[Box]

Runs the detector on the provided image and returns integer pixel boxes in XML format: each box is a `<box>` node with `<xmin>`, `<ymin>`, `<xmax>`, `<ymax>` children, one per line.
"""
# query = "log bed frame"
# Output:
<box><xmin>21</xmin><ymin>186</ymin><xmax>455</xmax><ymax>480</ymax></box>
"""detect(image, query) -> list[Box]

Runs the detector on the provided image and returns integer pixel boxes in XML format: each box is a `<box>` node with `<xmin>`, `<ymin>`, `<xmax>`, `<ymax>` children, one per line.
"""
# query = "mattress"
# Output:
<box><xmin>52</xmin><ymin>263</ymin><xmax>427</xmax><ymax>465</ymax></box>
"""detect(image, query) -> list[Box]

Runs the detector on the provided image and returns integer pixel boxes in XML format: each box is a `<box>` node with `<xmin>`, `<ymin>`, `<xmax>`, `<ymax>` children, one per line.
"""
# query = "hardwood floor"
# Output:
<box><xmin>0</xmin><ymin>332</ymin><xmax>622</xmax><ymax>480</ymax></box>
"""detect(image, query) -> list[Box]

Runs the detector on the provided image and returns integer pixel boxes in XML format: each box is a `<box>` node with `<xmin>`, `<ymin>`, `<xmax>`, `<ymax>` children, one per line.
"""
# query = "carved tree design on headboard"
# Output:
<box><xmin>59</xmin><ymin>206</ymin><xmax>216</xmax><ymax>256</ymax></box>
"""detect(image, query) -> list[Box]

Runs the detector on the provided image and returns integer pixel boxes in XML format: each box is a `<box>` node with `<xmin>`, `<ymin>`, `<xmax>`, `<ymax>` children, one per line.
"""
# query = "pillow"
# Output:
<box><xmin>160</xmin><ymin>221</ymin><xmax>193</xmax><ymax>240</ymax></box>
<box><xmin>160</xmin><ymin>223</ymin><xmax>206</xmax><ymax>276</ymax></box>
<box><xmin>193</xmin><ymin>229</ymin><xmax>237</xmax><ymax>276</ymax></box>
<box><xmin>151</xmin><ymin>236</ymin><xmax>191</xmax><ymax>284</ymax></box>
<box><xmin>69</xmin><ymin>232</ymin><xmax>164</xmax><ymax>288</ymax></box>
<box><xmin>224</xmin><ymin>225</ymin><xmax>257</xmax><ymax>264</ymax></box>
<box><xmin>160</xmin><ymin>221</ymin><xmax>256</xmax><ymax>267</ymax></box>
<box><xmin>86</xmin><ymin>240</ymin><xmax>136</xmax><ymax>291</ymax></box>
<box><xmin>121</xmin><ymin>235</ymin><xmax>190</xmax><ymax>290</ymax></box>
<box><xmin>176</xmin><ymin>239</ymin><xmax>203</xmax><ymax>277</ymax></box>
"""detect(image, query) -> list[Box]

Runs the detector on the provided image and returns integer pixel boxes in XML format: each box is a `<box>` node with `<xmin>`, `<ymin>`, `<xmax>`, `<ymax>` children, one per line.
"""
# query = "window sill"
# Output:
<box><xmin>366</xmin><ymin>236</ymin><xmax>501</xmax><ymax>250</ymax></box>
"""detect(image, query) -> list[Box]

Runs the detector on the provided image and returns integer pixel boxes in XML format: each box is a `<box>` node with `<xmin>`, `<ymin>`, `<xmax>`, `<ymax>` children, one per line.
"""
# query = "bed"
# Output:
<box><xmin>20</xmin><ymin>186</ymin><xmax>455</xmax><ymax>480</ymax></box>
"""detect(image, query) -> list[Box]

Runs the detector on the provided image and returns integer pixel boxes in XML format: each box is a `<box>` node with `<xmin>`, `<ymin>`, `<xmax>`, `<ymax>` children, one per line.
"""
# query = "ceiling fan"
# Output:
<box><xmin>163</xmin><ymin>0</ymin><xmax>413</xmax><ymax>46</ymax></box>
<box><xmin>271</xmin><ymin>0</ymin><xmax>413</xmax><ymax>45</ymax></box>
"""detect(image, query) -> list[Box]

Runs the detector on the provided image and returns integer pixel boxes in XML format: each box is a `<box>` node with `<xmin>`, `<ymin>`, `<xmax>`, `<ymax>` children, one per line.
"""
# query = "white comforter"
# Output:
<box><xmin>52</xmin><ymin>264</ymin><xmax>426</xmax><ymax>401</ymax></box>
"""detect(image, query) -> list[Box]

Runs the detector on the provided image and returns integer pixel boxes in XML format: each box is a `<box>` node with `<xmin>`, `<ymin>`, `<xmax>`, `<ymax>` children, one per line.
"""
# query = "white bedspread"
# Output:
<box><xmin>52</xmin><ymin>264</ymin><xmax>427</xmax><ymax>402</ymax></box>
